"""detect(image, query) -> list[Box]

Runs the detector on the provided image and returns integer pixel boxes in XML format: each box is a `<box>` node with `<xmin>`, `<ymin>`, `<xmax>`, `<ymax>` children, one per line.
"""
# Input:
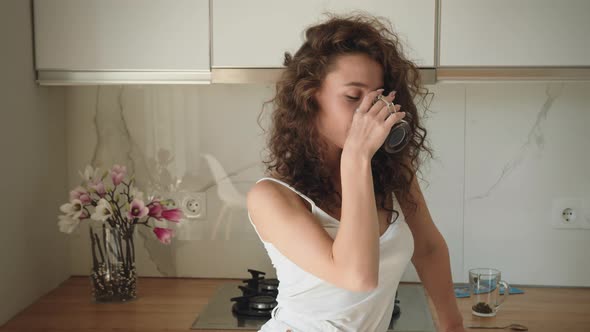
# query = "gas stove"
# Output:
<box><xmin>191</xmin><ymin>268</ymin><xmax>436</xmax><ymax>331</ymax></box>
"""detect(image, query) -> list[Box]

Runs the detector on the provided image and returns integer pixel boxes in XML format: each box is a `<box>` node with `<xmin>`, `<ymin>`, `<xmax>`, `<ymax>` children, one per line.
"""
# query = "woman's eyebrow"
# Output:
<box><xmin>344</xmin><ymin>82</ymin><xmax>384</xmax><ymax>90</ymax></box>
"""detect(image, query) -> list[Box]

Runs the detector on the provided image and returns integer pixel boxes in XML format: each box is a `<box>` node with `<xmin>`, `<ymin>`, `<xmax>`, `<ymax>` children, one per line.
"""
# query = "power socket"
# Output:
<box><xmin>181</xmin><ymin>192</ymin><xmax>207</xmax><ymax>219</ymax></box>
<box><xmin>151</xmin><ymin>191</ymin><xmax>207</xmax><ymax>220</ymax></box>
<box><xmin>551</xmin><ymin>197</ymin><xmax>590</xmax><ymax>229</ymax></box>
<box><xmin>561</xmin><ymin>208</ymin><xmax>576</xmax><ymax>223</ymax></box>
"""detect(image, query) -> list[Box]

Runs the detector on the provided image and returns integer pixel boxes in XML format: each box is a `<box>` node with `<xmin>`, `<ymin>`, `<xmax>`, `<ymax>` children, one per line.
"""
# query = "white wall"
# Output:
<box><xmin>0</xmin><ymin>0</ymin><xmax>69</xmax><ymax>326</ymax></box>
<box><xmin>63</xmin><ymin>81</ymin><xmax>590</xmax><ymax>288</ymax></box>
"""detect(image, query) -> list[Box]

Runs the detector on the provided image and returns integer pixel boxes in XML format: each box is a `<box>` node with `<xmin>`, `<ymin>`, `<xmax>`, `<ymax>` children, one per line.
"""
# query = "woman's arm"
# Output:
<box><xmin>413</xmin><ymin>242</ymin><xmax>465</xmax><ymax>332</ymax></box>
<box><xmin>333</xmin><ymin>150</ymin><xmax>381</xmax><ymax>290</ymax></box>
<box><xmin>399</xmin><ymin>165</ymin><xmax>465</xmax><ymax>331</ymax></box>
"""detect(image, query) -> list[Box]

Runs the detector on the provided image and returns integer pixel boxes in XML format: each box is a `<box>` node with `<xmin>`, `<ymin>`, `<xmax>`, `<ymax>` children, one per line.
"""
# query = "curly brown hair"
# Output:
<box><xmin>257</xmin><ymin>11</ymin><xmax>434</xmax><ymax>222</ymax></box>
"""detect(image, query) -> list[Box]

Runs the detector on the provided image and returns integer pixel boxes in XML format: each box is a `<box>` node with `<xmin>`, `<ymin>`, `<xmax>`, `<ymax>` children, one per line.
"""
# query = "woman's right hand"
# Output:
<box><xmin>342</xmin><ymin>88</ymin><xmax>406</xmax><ymax>160</ymax></box>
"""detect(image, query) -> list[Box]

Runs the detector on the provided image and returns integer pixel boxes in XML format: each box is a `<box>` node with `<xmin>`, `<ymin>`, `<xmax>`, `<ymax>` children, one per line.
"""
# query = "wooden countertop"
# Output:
<box><xmin>1</xmin><ymin>276</ymin><xmax>589</xmax><ymax>331</ymax></box>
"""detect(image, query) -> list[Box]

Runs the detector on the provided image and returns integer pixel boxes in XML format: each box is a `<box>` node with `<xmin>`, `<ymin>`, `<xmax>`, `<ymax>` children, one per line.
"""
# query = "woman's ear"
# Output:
<box><xmin>314</xmin><ymin>88</ymin><xmax>322</xmax><ymax>100</ymax></box>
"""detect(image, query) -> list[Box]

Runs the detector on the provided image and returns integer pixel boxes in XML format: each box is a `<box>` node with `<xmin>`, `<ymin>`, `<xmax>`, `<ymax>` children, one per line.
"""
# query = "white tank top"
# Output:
<box><xmin>248</xmin><ymin>177</ymin><xmax>415</xmax><ymax>332</ymax></box>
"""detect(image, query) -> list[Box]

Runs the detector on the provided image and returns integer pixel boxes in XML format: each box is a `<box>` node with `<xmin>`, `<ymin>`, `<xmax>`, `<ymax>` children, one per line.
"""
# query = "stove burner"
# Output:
<box><xmin>230</xmin><ymin>295</ymin><xmax>277</xmax><ymax>317</ymax></box>
<box><xmin>393</xmin><ymin>296</ymin><xmax>401</xmax><ymax>318</ymax></box>
<box><xmin>230</xmin><ymin>269</ymin><xmax>279</xmax><ymax>317</ymax></box>
<box><xmin>260</xmin><ymin>278</ymin><xmax>279</xmax><ymax>292</ymax></box>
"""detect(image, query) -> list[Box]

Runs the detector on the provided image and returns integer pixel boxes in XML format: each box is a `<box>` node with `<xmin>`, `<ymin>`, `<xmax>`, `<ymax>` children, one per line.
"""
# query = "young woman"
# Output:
<box><xmin>247</xmin><ymin>12</ymin><xmax>465</xmax><ymax>332</ymax></box>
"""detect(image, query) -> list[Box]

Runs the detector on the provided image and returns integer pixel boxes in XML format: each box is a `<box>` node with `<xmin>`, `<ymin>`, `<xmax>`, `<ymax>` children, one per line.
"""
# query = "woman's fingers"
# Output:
<box><xmin>378</xmin><ymin>103</ymin><xmax>401</xmax><ymax>122</ymax></box>
<box><xmin>368</xmin><ymin>90</ymin><xmax>396</xmax><ymax>115</ymax></box>
<box><xmin>357</xmin><ymin>88</ymin><xmax>385</xmax><ymax>114</ymax></box>
<box><xmin>385</xmin><ymin>108</ymin><xmax>406</xmax><ymax>127</ymax></box>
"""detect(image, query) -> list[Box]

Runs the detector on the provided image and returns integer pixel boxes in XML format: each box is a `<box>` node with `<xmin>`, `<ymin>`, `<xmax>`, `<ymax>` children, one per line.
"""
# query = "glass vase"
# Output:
<box><xmin>89</xmin><ymin>222</ymin><xmax>137</xmax><ymax>302</ymax></box>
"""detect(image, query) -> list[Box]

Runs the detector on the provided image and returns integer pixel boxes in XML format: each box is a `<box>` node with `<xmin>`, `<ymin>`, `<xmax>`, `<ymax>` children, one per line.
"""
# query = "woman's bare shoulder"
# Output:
<box><xmin>247</xmin><ymin>179</ymin><xmax>312</xmax><ymax>215</ymax></box>
<box><xmin>246</xmin><ymin>180</ymin><xmax>311</xmax><ymax>242</ymax></box>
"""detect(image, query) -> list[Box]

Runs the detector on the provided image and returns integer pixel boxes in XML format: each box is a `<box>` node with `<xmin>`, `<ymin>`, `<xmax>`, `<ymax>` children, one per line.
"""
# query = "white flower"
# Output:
<box><xmin>79</xmin><ymin>165</ymin><xmax>101</xmax><ymax>182</ymax></box>
<box><xmin>91</xmin><ymin>198</ymin><xmax>113</xmax><ymax>222</ymax></box>
<box><xmin>57</xmin><ymin>215</ymin><xmax>80</xmax><ymax>234</ymax></box>
<box><xmin>59</xmin><ymin>199</ymin><xmax>83</xmax><ymax>219</ymax></box>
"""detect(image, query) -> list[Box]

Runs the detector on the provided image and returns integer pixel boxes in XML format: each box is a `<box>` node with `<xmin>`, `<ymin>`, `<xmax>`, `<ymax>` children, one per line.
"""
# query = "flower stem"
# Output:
<box><xmin>102</xmin><ymin>224</ymin><xmax>108</xmax><ymax>265</ymax></box>
<box><xmin>93</xmin><ymin>232</ymin><xmax>105</xmax><ymax>263</ymax></box>
<box><xmin>90</xmin><ymin>227</ymin><xmax>99</xmax><ymax>269</ymax></box>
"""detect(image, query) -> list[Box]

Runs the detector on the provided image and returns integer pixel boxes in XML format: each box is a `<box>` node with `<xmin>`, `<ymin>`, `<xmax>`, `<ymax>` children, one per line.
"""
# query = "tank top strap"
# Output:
<box><xmin>256</xmin><ymin>177</ymin><xmax>316</xmax><ymax>208</ymax></box>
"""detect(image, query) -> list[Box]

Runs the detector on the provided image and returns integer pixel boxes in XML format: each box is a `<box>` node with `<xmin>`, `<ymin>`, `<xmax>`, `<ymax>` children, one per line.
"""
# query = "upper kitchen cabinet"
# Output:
<box><xmin>33</xmin><ymin>0</ymin><xmax>211</xmax><ymax>85</ymax></box>
<box><xmin>211</xmin><ymin>0</ymin><xmax>436</xmax><ymax>68</ymax></box>
<box><xmin>439</xmin><ymin>0</ymin><xmax>590</xmax><ymax>66</ymax></box>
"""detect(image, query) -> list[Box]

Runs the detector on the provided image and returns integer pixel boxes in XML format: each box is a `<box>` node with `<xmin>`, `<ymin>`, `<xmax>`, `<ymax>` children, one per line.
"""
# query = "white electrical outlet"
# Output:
<box><xmin>561</xmin><ymin>208</ymin><xmax>577</xmax><ymax>223</ymax></box>
<box><xmin>181</xmin><ymin>192</ymin><xmax>207</xmax><ymax>219</ymax></box>
<box><xmin>551</xmin><ymin>197</ymin><xmax>590</xmax><ymax>229</ymax></box>
<box><xmin>151</xmin><ymin>191</ymin><xmax>206</xmax><ymax>220</ymax></box>
<box><xmin>160</xmin><ymin>196</ymin><xmax>179</xmax><ymax>209</ymax></box>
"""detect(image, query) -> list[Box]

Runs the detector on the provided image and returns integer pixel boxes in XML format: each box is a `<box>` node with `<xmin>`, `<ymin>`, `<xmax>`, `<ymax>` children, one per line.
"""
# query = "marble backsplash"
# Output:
<box><xmin>64</xmin><ymin>82</ymin><xmax>590</xmax><ymax>286</ymax></box>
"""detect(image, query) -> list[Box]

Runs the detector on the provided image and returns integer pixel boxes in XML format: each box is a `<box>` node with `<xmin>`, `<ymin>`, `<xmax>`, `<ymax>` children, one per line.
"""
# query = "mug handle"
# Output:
<box><xmin>495</xmin><ymin>280</ymin><xmax>510</xmax><ymax>309</ymax></box>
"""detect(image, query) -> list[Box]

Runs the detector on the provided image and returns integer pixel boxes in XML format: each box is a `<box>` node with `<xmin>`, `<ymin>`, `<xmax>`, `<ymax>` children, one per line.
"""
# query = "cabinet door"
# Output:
<box><xmin>440</xmin><ymin>0</ymin><xmax>590</xmax><ymax>66</ymax></box>
<box><xmin>34</xmin><ymin>0</ymin><xmax>209</xmax><ymax>71</ymax></box>
<box><xmin>212</xmin><ymin>0</ymin><xmax>435</xmax><ymax>68</ymax></box>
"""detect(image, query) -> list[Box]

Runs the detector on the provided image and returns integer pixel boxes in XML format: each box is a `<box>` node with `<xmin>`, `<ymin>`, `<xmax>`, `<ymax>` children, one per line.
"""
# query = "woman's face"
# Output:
<box><xmin>314</xmin><ymin>53</ymin><xmax>384</xmax><ymax>150</ymax></box>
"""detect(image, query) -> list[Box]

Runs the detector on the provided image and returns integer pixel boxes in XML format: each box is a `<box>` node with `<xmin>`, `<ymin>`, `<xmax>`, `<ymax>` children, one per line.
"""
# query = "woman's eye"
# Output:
<box><xmin>346</xmin><ymin>95</ymin><xmax>360</xmax><ymax>101</ymax></box>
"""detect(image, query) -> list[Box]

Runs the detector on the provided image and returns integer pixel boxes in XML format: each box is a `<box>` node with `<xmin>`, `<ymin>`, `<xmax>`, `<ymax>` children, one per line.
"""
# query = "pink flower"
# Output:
<box><xmin>153</xmin><ymin>227</ymin><xmax>174</xmax><ymax>244</ymax></box>
<box><xmin>161</xmin><ymin>208</ymin><xmax>183</xmax><ymax>223</ymax></box>
<box><xmin>69</xmin><ymin>186</ymin><xmax>91</xmax><ymax>205</ymax></box>
<box><xmin>127</xmin><ymin>198</ymin><xmax>149</xmax><ymax>220</ymax></box>
<box><xmin>110</xmin><ymin>164</ymin><xmax>127</xmax><ymax>186</ymax></box>
<box><xmin>89</xmin><ymin>180</ymin><xmax>106</xmax><ymax>198</ymax></box>
<box><xmin>148</xmin><ymin>201</ymin><xmax>164</xmax><ymax>220</ymax></box>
